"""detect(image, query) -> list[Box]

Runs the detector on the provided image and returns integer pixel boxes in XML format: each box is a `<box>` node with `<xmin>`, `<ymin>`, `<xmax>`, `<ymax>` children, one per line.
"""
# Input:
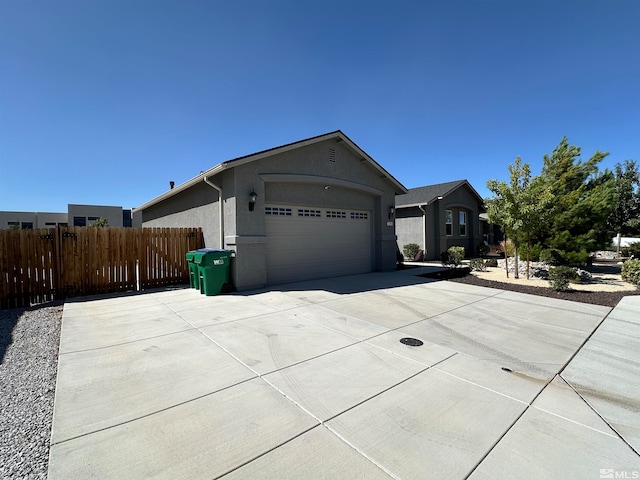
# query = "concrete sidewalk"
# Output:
<box><xmin>48</xmin><ymin>271</ymin><xmax>640</xmax><ymax>479</ymax></box>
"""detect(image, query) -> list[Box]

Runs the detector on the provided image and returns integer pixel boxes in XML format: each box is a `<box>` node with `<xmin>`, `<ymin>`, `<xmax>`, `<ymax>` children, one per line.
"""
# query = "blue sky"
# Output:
<box><xmin>1</xmin><ymin>0</ymin><xmax>638</xmax><ymax>213</ymax></box>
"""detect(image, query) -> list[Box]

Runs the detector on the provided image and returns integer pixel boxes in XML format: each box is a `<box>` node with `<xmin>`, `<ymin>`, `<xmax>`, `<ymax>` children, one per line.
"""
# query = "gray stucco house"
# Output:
<box><xmin>135</xmin><ymin>131</ymin><xmax>407</xmax><ymax>290</ymax></box>
<box><xmin>395</xmin><ymin>180</ymin><xmax>485</xmax><ymax>261</ymax></box>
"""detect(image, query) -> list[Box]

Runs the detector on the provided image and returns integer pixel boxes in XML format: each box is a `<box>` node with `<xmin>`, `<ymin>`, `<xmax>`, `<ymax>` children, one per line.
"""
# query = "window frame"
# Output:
<box><xmin>445</xmin><ymin>209</ymin><xmax>453</xmax><ymax>236</ymax></box>
<box><xmin>459</xmin><ymin>211</ymin><xmax>467</xmax><ymax>236</ymax></box>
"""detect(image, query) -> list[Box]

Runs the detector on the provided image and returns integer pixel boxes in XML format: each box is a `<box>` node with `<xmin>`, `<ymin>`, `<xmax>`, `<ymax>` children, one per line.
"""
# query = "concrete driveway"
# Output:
<box><xmin>48</xmin><ymin>269</ymin><xmax>640</xmax><ymax>479</ymax></box>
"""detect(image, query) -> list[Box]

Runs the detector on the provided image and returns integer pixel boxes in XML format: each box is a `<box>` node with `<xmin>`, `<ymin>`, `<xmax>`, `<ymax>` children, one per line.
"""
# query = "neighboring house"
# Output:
<box><xmin>68</xmin><ymin>204</ymin><xmax>131</xmax><ymax>227</ymax></box>
<box><xmin>0</xmin><ymin>205</ymin><xmax>133</xmax><ymax>229</ymax></box>
<box><xmin>0</xmin><ymin>211</ymin><xmax>68</xmax><ymax>229</ymax></box>
<box><xmin>135</xmin><ymin>130</ymin><xmax>407</xmax><ymax>290</ymax></box>
<box><xmin>395</xmin><ymin>180</ymin><xmax>485</xmax><ymax>261</ymax></box>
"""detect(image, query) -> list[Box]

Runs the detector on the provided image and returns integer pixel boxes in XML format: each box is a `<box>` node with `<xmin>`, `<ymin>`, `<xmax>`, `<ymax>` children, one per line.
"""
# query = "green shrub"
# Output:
<box><xmin>403</xmin><ymin>243</ymin><xmax>420</xmax><ymax>260</ymax></box>
<box><xmin>477</xmin><ymin>244</ymin><xmax>490</xmax><ymax>257</ymax></box>
<box><xmin>441</xmin><ymin>246</ymin><xmax>465</xmax><ymax>267</ymax></box>
<box><xmin>548</xmin><ymin>266</ymin><xmax>579</xmax><ymax>291</ymax></box>
<box><xmin>469</xmin><ymin>258</ymin><xmax>486</xmax><ymax>272</ymax></box>
<box><xmin>564</xmin><ymin>250</ymin><xmax>590</xmax><ymax>267</ymax></box>
<box><xmin>621</xmin><ymin>259</ymin><xmax>640</xmax><ymax>286</ymax></box>
<box><xmin>447</xmin><ymin>246</ymin><xmax>465</xmax><ymax>266</ymax></box>
<box><xmin>539</xmin><ymin>248</ymin><xmax>565</xmax><ymax>266</ymax></box>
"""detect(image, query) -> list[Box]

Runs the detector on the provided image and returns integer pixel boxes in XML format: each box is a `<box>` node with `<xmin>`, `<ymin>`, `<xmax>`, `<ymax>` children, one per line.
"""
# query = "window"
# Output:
<box><xmin>73</xmin><ymin>216</ymin><xmax>86</xmax><ymax>226</ymax></box>
<box><xmin>327</xmin><ymin>211</ymin><xmax>346</xmax><ymax>218</ymax></box>
<box><xmin>459</xmin><ymin>211</ymin><xmax>467</xmax><ymax>236</ymax></box>
<box><xmin>350</xmin><ymin>212</ymin><xmax>368</xmax><ymax>220</ymax></box>
<box><xmin>123</xmin><ymin>210</ymin><xmax>132</xmax><ymax>227</ymax></box>
<box><xmin>298</xmin><ymin>209</ymin><xmax>321</xmax><ymax>217</ymax></box>
<box><xmin>265</xmin><ymin>207</ymin><xmax>292</xmax><ymax>216</ymax></box>
<box><xmin>21</xmin><ymin>222</ymin><xmax>33</xmax><ymax>229</ymax></box>
<box><xmin>8</xmin><ymin>221</ymin><xmax>19</xmax><ymax>228</ymax></box>
<box><xmin>445</xmin><ymin>210</ymin><xmax>453</xmax><ymax>236</ymax></box>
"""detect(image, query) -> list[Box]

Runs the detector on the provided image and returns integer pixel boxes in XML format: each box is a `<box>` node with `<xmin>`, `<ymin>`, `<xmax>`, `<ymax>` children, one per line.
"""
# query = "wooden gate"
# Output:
<box><xmin>0</xmin><ymin>227</ymin><xmax>203</xmax><ymax>309</ymax></box>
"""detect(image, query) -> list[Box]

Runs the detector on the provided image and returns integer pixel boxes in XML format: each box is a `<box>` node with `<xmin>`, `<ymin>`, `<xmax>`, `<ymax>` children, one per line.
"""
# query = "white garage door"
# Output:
<box><xmin>265</xmin><ymin>205</ymin><xmax>372</xmax><ymax>284</ymax></box>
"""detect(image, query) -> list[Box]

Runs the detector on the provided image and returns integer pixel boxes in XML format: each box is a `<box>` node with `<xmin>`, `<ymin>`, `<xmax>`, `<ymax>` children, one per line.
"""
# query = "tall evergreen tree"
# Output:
<box><xmin>535</xmin><ymin>137</ymin><xmax>615</xmax><ymax>264</ymax></box>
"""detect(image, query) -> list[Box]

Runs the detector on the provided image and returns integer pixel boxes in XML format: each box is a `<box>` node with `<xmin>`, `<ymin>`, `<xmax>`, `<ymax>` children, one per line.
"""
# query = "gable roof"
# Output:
<box><xmin>136</xmin><ymin>130</ymin><xmax>407</xmax><ymax>211</ymax></box>
<box><xmin>395</xmin><ymin>179</ymin><xmax>485</xmax><ymax>209</ymax></box>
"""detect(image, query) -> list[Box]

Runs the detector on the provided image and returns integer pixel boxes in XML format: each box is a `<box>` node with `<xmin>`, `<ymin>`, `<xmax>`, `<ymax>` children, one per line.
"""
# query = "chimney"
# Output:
<box><xmin>170</xmin><ymin>181</ymin><xmax>175</xmax><ymax>189</ymax></box>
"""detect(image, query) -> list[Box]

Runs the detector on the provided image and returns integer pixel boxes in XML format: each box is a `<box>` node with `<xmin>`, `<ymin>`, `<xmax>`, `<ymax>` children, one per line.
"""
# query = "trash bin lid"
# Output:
<box><xmin>193</xmin><ymin>249</ymin><xmax>231</xmax><ymax>263</ymax></box>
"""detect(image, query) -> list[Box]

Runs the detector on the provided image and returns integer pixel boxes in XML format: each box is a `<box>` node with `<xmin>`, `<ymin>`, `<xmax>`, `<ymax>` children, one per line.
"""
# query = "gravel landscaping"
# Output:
<box><xmin>0</xmin><ymin>303</ymin><xmax>62</xmax><ymax>480</ymax></box>
<box><xmin>451</xmin><ymin>274</ymin><xmax>639</xmax><ymax>307</ymax></box>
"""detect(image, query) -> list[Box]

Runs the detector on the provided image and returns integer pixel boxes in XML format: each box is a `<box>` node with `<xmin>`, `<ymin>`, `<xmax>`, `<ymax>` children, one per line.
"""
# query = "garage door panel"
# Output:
<box><xmin>265</xmin><ymin>205</ymin><xmax>372</xmax><ymax>284</ymax></box>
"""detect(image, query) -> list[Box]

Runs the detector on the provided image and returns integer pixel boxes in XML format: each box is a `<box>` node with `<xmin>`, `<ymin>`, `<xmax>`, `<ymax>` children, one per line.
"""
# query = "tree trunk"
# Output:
<box><xmin>504</xmin><ymin>233</ymin><xmax>509</xmax><ymax>278</ymax></box>
<box><xmin>526</xmin><ymin>232</ymin><xmax>531</xmax><ymax>280</ymax></box>
<box><xmin>513</xmin><ymin>236</ymin><xmax>519</xmax><ymax>279</ymax></box>
<box><xmin>617</xmin><ymin>232</ymin><xmax>622</xmax><ymax>257</ymax></box>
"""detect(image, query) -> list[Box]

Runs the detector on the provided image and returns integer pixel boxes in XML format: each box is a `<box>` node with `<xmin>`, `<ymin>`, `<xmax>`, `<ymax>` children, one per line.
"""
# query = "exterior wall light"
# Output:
<box><xmin>388</xmin><ymin>207</ymin><xmax>395</xmax><ymax>220</ymax></box>
<box><xmin>249</xmin><ymin>190</ymin><xmax>257</xmax><ymax>211</ymax></box>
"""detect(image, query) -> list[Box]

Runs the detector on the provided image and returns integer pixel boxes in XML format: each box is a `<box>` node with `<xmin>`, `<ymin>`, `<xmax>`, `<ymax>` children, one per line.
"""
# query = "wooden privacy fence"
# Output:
<box><xmin>0</xmin><ymin>227</ymin><xmax>204</xmax><ymax>310</ymax></box>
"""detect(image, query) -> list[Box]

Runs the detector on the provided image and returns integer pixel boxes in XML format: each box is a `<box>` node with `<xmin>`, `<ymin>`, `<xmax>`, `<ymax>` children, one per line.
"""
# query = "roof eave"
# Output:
<box><xmin>135</xmin><ymin>130</ymin><xmax>407</xmax><ymax>211</ymax></box>
<box><xmin>134</xmin><ymin>163</ymin><xmax>227</xmax><ymax>211</ymax></box>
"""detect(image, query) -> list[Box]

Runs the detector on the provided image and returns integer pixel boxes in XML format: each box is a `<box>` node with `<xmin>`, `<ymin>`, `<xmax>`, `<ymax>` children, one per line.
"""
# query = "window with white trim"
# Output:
<box><xmin>459</xmin><ymin>211</ymin><xmax>467</xmax><ymax>236</ymax></box>
<box><xmin>445</xmin><ymin>210</ymin><xmax>453</xmax><ymax>236</ymax></box>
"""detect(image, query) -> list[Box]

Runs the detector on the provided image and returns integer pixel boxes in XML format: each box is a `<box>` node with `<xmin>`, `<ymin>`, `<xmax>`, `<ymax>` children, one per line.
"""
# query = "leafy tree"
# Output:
<box><xmin>486</xmin><ymin>157</ymin><xmax>551</xmax><ymax>278</ymax></box>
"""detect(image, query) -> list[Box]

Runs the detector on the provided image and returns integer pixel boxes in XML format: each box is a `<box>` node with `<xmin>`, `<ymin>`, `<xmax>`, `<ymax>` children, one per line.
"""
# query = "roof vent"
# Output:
<box><xmin>329</xmin><ymin>147</ymin><xmax>336</xmax><ymax>163</ymax></box>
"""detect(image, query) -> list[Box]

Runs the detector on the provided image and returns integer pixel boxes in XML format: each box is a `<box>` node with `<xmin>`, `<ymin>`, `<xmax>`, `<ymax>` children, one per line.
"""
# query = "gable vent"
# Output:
<box><xmin>328</xmin><ymin>147</ymin><xmax>336</xmax><ymax>163</ymax></box>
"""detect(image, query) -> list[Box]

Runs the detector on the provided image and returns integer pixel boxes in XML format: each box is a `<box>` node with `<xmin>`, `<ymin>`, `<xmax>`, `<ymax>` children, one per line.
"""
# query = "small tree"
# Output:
<box><xmin>90</xmin><ymin>217</ymin><xmax>109</xmax><ymax>227</ymax></box>
<box><xmin>487</xmin><ymin>159</ymin><xmax>525</xmax><ymax>278</ymax></box>
<box><xmin>487</xmin><ymin>157</ymin><xmax>550</xmax><ymax>279</ymax></box>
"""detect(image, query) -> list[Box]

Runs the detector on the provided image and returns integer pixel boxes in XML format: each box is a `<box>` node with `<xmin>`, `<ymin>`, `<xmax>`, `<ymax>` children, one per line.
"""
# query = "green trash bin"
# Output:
<box><xmin>194</xmin><ymin>249</ymin><xmax>232</xmax><ymax>296</ymax></box>
<box><xmin>186</xmin><ymin>248</ymin><xmax>217</xmax><ymax>289</ymax></box>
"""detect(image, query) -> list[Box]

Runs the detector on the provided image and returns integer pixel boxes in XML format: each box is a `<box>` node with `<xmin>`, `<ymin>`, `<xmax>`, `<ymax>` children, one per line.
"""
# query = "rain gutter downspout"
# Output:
<box><xmin>418</xmin><ymin>205</ymin><xmax>427</xmax><ymax>257</ymax></box>
<box><xmin>203</xmin><ymin>176</ymin><xmax>224</xmax><ymax>249</ymax></box>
